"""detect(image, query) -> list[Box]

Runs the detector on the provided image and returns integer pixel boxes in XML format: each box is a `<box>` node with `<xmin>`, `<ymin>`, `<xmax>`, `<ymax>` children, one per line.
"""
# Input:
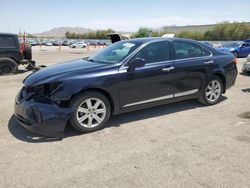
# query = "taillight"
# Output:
<box><xmin>232</xmin><ymin>57</ymin><xmax>237</xmax><ymax>65</ymax></box>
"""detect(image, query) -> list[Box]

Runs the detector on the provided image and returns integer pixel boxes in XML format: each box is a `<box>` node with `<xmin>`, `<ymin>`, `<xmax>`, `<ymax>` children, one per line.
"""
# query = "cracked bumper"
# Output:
<box><xmin>14</xmin><ymin>101</ymin><xmax>74</xmax><ymax>138</ymax></box>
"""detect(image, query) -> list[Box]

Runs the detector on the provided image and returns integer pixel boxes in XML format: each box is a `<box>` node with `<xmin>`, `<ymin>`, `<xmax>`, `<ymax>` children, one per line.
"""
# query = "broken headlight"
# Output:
<box><xmin>27</xmin><ymin>82</ymin><xmax>63</xmax><ymax>104</ymax></box>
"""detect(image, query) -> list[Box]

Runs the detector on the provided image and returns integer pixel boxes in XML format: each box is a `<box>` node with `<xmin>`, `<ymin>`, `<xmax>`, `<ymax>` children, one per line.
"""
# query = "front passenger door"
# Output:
<box><xmin>119</xmin><ymin>41</ymin><xmax>175</xmax><ymax>109</ymax></box>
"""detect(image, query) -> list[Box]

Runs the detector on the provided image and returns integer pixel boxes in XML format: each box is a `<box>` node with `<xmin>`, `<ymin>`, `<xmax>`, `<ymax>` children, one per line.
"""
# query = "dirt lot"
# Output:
<box><xmin>0</xmin><ymin>46</ymin><xmax>250</xmax><ymax>188</ymax></box>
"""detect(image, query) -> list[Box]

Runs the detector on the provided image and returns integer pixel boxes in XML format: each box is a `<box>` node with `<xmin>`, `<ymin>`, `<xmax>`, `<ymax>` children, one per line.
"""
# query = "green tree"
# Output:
<box><xmin>132</xmin><ymin>27</ymin><xmax>151</xmax><ymax>38</ymax></box>
<box><xmin>177</xmin><ymin>31</ymin><xmax>204</xmax><ymax>40</ymax></box>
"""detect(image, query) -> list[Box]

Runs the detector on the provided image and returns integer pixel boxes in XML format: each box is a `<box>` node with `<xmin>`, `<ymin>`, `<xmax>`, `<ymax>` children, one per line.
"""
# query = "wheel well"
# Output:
<box><xmin>0</xmin><ymin>57</ymin><xmax>18</xmax><ymax>64</ymax></box>
<box><xmin>73</xmin><ymin>88</ymin><xmax>115</xmax><ymax>112</ymax></box>
<box><xmin>214</xmin><ymin>73</ymin><xmax>226</xmax><ymax>93</ymax></box>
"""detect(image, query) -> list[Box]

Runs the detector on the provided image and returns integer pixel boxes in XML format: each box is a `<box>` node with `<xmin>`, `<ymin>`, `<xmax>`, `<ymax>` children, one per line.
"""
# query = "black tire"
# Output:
<box><xmin>0</xmin><ymin>58</ymin><xmax>18</xmax><ymax>75</ymax></box>
<box><xmin>233</xmin><ymin>51</ymin><xmax>239</xmax><ymax>58</ymax></box>
<box><xmin>69</xmin><ymin>91</ymin><xmax>111</xmax><ymax>133</ymax></box>
<box><xmin>198</xmin><ymin>76</ymin><xmax>223</xmax><ymax>105</ymax></box>
<box><xmin>24</xmin><ymin>42</ymin><xmax>32</xmax><ymax>60</ymax></box>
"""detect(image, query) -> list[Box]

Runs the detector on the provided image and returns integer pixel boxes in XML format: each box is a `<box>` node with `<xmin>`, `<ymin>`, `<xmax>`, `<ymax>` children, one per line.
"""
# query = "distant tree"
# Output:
<box><xmin>177</xmin><ymin>31</ymin><xmax>204</xmax><ymax>40</ymax></box>
<box><xmin>132</xmin><ymin>27</ymin><xmax>151</xmax><ymax>38</ymax></box>
<box><xmin>204</xmin><ymin>22</ymin><xmax>250</xmax><ymax>40</ymax></box>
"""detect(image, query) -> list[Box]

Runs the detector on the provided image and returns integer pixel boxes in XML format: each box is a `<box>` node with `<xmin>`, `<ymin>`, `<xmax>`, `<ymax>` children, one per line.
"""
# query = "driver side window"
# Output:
<box><xmin>242</xmin><ymin>43</ymin><xmax>250</xmax><ymax>47</ymax></box>
<box><xmin>131</xmin><ymin>41</ymin><xmax>171</xmax><ymax>64</ymax></box>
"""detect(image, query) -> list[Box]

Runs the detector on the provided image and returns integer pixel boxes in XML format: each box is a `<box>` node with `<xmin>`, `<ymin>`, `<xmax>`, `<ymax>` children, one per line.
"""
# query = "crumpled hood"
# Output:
<box><xmin>24</xmin><ymin>59</ymin><xmax>109</xmax><ymax>86</ymax></box>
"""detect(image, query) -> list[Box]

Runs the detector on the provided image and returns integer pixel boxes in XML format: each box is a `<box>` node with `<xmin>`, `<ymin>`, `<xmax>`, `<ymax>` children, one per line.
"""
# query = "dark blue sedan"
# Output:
<box><xmin>14</xmin><ymin>38</ymin><xmax>238</xmax><ymax>137</ymax></box>
<box><xmin>218</xmin><ymin>42</ymin><xmax>250</xmax><ymax>57</ymax></box>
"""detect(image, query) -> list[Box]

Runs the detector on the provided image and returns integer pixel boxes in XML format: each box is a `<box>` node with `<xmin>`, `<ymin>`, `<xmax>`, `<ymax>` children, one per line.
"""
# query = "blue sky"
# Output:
<box><xmin>0</xmin><ymin>0</ymin><xmax>249</xmax><ymax>33</ymax></box>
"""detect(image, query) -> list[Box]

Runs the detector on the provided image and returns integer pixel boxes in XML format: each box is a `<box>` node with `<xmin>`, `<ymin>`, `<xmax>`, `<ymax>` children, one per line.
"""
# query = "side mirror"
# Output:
<box><xmin>128</xmin><ymin>58</ymin><xmax>145</xmax><ymax>71</ymax></box>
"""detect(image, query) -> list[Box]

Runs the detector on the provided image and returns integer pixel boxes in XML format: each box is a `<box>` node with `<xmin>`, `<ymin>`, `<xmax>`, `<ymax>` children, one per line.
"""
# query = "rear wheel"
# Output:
<box><xmin>198</xmin><ymin>76</ymin><xmax>223</xmax><ymax>105</ymax></box>
<box><xmin>69</xmin><ymin>91</ymin><xmax>111</xmax><ymax>133</ymax></box>
<box><xmin>0</xmin><ymin>58</ymin><xmax>18</xmax><ymax>75</ymax></box>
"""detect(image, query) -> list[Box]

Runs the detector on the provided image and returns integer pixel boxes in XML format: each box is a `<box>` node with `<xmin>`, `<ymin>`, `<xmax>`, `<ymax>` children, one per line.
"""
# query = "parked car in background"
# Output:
<box><xmin>44</xmin><ymin>41</ymin><xmax>52</xmax><ymax>46</ymax></box>
<box><xmin>0</xmin><ymin>33</ymin><xmax>35</xmax><ymax>74</ymax></box>
<box><xmin>218</xmin><ymin>42</ymin><xmax>250</xmax><ymax>57</ymax></box>
<box><xmin>62</xmin><ymin>40</ymin><xmax>70</xmax><ymax>46</ymax></box>
<box><xmin>36</xmin><ymin>39</ymin><xmax>43</xmax><ymax>46</ymax></box>
<box><xmin>14</xmin><ymin>38</ymin><xmax>237</xmax><ymax>137</ymax></box>
<box><xmin>29</xmin><ymin>40</ymin><xmax>37</xmax><ymax>46</ymax></box>
<box><xmin>69</xmin><ymin>42</ymin><xmax>87</xmax><ymax>48</ymax></box>
<box><xmin>108</xmin><ymin>33</ymin><xmax>131</xmax><ymax>43</ymax></box>
<box><xmin>242</xmin><ymin>54</ymin><xmax>250</xmax><ymax>73</ymax></box>
<box><xmin>52</xmin><ymin>41</ymin><xmax>63</xmax><ymax>46</ymax></box>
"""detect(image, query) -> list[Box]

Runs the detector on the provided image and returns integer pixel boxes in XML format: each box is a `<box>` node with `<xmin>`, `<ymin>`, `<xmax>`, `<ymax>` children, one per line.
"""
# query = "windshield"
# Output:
<box><xmin>88</xmin><ymin>41</ymin><xmax>141</xmax><ymax>64</ymax></box>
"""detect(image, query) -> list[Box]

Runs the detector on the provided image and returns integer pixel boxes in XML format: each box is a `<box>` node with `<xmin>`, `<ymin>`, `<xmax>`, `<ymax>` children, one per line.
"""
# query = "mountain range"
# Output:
<box><xmin>34</xmin><ymin>22</ymin><xmax>250</xmax><ymax>38</ymax></box>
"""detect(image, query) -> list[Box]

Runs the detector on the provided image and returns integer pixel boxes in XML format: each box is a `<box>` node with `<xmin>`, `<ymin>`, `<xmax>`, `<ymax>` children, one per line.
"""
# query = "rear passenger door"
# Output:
<box><xmin>172</xmin><ymin>40</ymin><xmax>213</xmax><ymax>97</ymax></box>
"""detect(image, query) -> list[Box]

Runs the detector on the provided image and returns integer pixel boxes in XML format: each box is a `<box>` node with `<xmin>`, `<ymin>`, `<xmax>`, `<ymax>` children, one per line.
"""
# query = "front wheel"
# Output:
<box><xmin>198</xmin><ymin>76</ymin><xmax>223</xmax><ymax>105</ymax></box>
<box><xmin>69</xmin><ymin>91</ymin><xmax>111</xmax><ymax>133</ymax></box>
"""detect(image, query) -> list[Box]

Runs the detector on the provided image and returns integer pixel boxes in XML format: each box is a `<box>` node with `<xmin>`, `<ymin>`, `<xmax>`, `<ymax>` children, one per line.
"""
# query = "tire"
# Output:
<box><xmin>24</xmin><ymin>42</ymin><xmax>32</xmax><ymax>60</ymax></box>
<box><xmin>198</xmin><ymin>76</ymin><xmax>223</xmax><ymax>105</ymax></box>
<box><xmin>0</xmin><ymin>58</ymin><xmax>18</xmax><ymax>75</ymax></box>
<box><xmin>69</xmin><ymin>91</ymin><xmax>111</xmax><ymax>133</ymax></box>
<box><xmin>233</xmin><ymin>51</ymin><xmax>239</xmax><ymax>58</ymax></box>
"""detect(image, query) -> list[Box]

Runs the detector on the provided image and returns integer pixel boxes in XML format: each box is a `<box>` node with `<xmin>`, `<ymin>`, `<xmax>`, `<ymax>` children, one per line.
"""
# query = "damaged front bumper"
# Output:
<box><xmin>14</xmin><ymin>100</ymin><xmax>74</xmax><ymax>138</ymax></box>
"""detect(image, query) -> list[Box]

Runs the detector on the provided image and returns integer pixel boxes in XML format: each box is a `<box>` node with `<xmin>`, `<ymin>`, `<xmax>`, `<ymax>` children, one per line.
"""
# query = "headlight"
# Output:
<box><xmin>28</xmin><ymin>82</ymin><xmax>63</xmax><ymax>103</ymax></box>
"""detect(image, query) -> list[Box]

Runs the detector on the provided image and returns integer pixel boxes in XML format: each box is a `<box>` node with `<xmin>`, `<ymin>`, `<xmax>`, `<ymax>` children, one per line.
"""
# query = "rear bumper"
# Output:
<box><xmin>14</xmin><ymin>101</ymin><xmax>74</xmax><ymax>138</ymax></box>
<box><xmin>226</xmin><ymin>66</ymin><xmax>238</xmax><ymax>90</ymax></box>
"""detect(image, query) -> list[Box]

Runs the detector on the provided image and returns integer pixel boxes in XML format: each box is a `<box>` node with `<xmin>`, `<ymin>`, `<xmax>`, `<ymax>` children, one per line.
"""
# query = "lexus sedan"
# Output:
<box><xmin>14</xmin><ymin>38</ymin><xmax>238</xmax><ymax>137</ymax></box>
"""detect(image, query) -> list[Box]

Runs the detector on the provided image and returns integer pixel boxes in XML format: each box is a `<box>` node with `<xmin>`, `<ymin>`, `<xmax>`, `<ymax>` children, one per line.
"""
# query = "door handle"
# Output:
<box><xmin>204</xmin><ymin>60</ymin><xmax>214</xmax><ymax>64</ymax></box>
<box><xmin>162</xmin><ymin>66</ymin><xmax>175</xmax><ymax>72</ymax></box>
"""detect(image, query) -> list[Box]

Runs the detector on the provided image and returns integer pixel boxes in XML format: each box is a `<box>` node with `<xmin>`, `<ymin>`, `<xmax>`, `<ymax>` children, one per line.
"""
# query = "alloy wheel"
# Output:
<box><xmin>76</xmin><ymin>98</ymin><xmax>106</xmax><ymax>128</ymax></box>
<box><xmin>205</xmin><ymin>80</ymin><xmax>222</xmax><ymax>103</ymax></box>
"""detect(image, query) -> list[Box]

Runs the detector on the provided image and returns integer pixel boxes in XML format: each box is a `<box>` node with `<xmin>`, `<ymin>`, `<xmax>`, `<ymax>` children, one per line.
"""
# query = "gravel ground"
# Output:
<box><xmin>0</xmin><ymin>46</ymin><xmax>249</xmax><ymax>188</ymax></box>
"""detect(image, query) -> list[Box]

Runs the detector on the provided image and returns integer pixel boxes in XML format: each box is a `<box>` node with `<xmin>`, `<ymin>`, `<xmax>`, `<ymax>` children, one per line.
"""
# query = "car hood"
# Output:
<box><xmin>24</xmin><ymin>59</ymin><xmax>112</xmax><ymax>86</ymax></box>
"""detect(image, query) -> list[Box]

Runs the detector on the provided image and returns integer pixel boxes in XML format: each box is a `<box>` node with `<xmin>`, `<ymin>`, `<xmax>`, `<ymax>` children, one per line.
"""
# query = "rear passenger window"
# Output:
<box><xmin>132</xmin><ymin>41</ymin><xmax>170</xmax><ymax>64</ymax></box>
<box><xmin>0</xmin><ymin>36</ymin><xmax>16</xmax><ymax>48</ymax></box>
<box><xmin>174</xmin><ymin>41</ymin><xmax>209</xmax><ymax>59</ymax></box>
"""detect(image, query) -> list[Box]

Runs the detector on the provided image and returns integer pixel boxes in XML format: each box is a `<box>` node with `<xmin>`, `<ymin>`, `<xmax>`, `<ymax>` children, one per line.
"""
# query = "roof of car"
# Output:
<box><xmin>126</xmin><ymin>37</ymin><xmax>221</xmax><ymax>55</ymax></box>
<box><xmin>127</xmin><ymin>37</ymin><xmax>197</xmax><ymax>43</ymax></box>
<box><xmin>0</xmin><ymin>33</ymin><xmax>17</xmax><ymax>36</ymax></box>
